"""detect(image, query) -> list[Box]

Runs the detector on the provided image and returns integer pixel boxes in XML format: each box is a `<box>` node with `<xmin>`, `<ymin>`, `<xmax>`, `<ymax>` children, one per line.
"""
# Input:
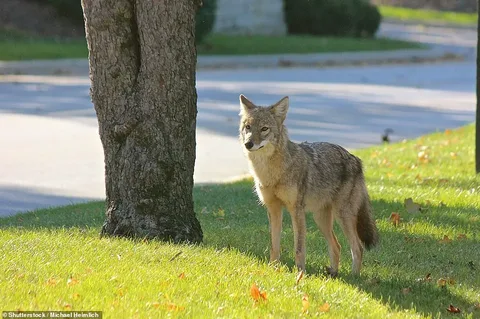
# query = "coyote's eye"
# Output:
<box><xmin>245</xmin><ymin>124</ymin><xmax>251</xmax><ymax>130</ymax></box>
<box><xmin>261</xmin><ymin>127</ymin><xmax>269</xmax><ymax>132</ymax></box>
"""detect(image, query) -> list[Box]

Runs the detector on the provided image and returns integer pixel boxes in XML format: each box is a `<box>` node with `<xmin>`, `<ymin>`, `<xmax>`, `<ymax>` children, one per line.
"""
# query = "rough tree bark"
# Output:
<box><xmin>81</xmin><ymin>0</ymin><xmax>203</xmax><ymax>242</ymax></box>
<box><xmin>477</xmin><ymin>0</ymin><xmax>480</xmax><ymax>173</ymax></box>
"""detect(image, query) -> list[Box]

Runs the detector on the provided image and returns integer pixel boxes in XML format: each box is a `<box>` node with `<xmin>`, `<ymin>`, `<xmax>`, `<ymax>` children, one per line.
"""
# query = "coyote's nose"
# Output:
<box><xmin>244</xmin><ymin>141</ymin><xmax>254</xmax><ymax>150</ymax></box>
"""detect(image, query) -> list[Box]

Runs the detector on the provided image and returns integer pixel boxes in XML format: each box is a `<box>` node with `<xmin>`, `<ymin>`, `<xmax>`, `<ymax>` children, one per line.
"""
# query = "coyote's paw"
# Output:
<box><xmin>324</xmin><ymin>266</ymin><xmax>338</xmax><ymax>278</ymax></box>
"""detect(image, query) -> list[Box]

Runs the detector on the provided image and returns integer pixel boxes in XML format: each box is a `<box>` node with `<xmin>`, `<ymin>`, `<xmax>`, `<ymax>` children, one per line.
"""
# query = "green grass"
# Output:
<box><xmin>197</xmin><ymin>35</ymin><xmax>421</xmax><ymax>55</ymax></box>
<box><xmin>0</xmin><ymin>39</ymin><xmax>89</xmax><ymax>61</ymax></box>
<box><xmin>0</xmin><ymin>31</ymin><xmax>421</xmax><ymax>61</ymax></box>
<box><xmin>1</xmin><ymin>124</ymin><xmax>479</xmax><ymax>318</ymax></box>
<box><xmin>379</xmin><ymin>5</ymin><xmax>477</xmax><ymax>26</ymax></box>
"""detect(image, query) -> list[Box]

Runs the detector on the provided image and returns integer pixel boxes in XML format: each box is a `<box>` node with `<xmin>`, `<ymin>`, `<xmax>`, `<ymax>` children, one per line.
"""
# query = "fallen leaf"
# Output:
<box><xmin>401</xmin><ymin>287</ymin><xmax>412</xmax><ymax>295</ymax></box>
<box><xmin>404</xmin><ymin>198</ymin><xmax>421</xmax><ymax>213</ymax></box>
<box><xmin>390</xmin><ymin>212</ymin><xmax>400</xmax><ymax>227</ymax></box>
<box><xmin>416</xmin><ymin>273</ymin><xmax>432</xmax><ymax>282</ymax></box>
<box><xmin>63</xmin><ymin>304</ymin><xmax>72</xmax><ymax>310</ymax></box>
<box><xmin>260</xmin><ymin>291</ymin><xmax>267</xmax><ymax>301</ymax></box>
<box><xmin>446</xmin><ymin>304</ymin><xmax>461</xmax><ymax>313</ymax></box>
<box><xmin>319</xmin><ymin>302</ymin><xmax>330</xmax><ymax>313</ymax></box>
<box><xmin>437</xmin><ymin>278</ymin><xmax>447</xmax><ymax>287</ymax></box>
<box><xmin>166</xmin><ymin>302</ymin><xmax>185</xmax><ymax>312</ymax></box>
<box><xmin>439</xmin><ymin>235</ymin><xmax>452</xmax><ymax>244</ymax></box>
<box><xmin>178</xmin><ymin>272</ymin><xmax>185</xmax><ymax>279</ymax></box>
<box><xmin>302</xmin><ymin>294</ymin><xmax>309</xmax><ymax>313</ymax></box>
<box><xmin>250</xmin><ymin>283</ymin><xmax>260</xmax><ymax>301</ymax></box>
<box><xmin>295</xmin><ymin>270</ymin><xmax>304</xmax><ymax>285</ymax></box>
<box><xmin>72</xmin><ymin>293</ymin><xmax>80</xmax><ymax>300</ymax></box>
<box><xmin>457</xmin><ymin>234</ymin><xmax>467</xmax><ymax>240</ymax></box>
<box><xmin>67</xmin><ymin>277</ymin><xmax>79</xmax><ymax>287</ymax></box>
<box><xmin>448</xmin><ymin>278</ymin><xmax>456</xmax><ymax>286</ymax></box>
<box><xmin>417</xmin><ymin>150</ymin><xmax>429</xmax><ymax>163</ymax></box>
<box><xmin>46</xmin><ymin>277</ymin><xmax>58</xmax><ymax>287</ymax></box>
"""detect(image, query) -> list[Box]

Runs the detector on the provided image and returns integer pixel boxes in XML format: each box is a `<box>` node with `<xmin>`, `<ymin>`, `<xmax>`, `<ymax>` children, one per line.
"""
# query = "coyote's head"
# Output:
<box><xmin>238</xmin><ymin>94</ymin><xmax>289</xmax><ymax>153</ymax></box>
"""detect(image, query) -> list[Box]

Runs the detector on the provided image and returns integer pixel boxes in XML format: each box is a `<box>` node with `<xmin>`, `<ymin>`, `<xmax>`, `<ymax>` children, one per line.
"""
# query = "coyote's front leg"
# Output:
<box><xmin>265</xmin><ymin>199</ymin><xmax>283</xmax><ymax>263</ymax></box>
<box><xmin>287</xmin><ymin>203</ymin><xmax>306</xmax><ymax>271</ymax></box>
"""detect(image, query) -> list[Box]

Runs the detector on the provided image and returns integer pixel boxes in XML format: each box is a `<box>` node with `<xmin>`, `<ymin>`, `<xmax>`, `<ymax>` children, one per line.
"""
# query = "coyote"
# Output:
<box><xmin>239</xmin><ymin>94</ymin><xmax>379</xmax><ymax>276</ymax></box>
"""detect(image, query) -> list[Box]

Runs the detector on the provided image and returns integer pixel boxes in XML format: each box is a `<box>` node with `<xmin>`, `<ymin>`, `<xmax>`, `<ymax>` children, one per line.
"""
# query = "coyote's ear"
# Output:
<box><xmin>270</xmin><ymin>96</ymin><xmax>289</xmax><ymax>122</ymax></box>
<box><xmin>239</xmin><ymin>94</ymin><xmax>256</xmax><ymax>115</ymax></box>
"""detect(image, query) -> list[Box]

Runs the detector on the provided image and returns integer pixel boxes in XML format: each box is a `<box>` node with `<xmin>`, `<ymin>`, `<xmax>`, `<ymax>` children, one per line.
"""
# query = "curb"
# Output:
<box><xmin>0</xmin><ymin>47</ymin><xmax>467</xmax><ymax>76</ymax></box>
<box><xmin>197</xmin><ymin>47</ymin><xmax>465</xmax><ymax>70</ymax></box>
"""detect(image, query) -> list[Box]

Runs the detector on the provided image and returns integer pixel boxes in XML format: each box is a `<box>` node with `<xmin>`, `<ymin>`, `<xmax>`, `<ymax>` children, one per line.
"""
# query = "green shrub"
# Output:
<box><xmin>27</xmin><ymin>0</ymin><xmax>216</xmax><ymax>44</ymax></box>
<box><xmin>356</xmin><ymin>1</ymin><xmax>382</xmax><ymax>37</ymax></box>
<box><xmin>26</xmin><ymin>0</ymin><xmax>83</xmax><ymax>23</ymax></box>
<box><xmin>196</xmin><ymin>0</ymin><xmax>217</xmax><ymax>44</ymax></box>
<box><xmin>48</xmin><ymin>0</ymin><xmax>84</xmax><ymax>24</ymax></box>
<box><xmin>284</xmin><ymin>0</ymin><xmax>382</xmax><ymax>38</ymax></box>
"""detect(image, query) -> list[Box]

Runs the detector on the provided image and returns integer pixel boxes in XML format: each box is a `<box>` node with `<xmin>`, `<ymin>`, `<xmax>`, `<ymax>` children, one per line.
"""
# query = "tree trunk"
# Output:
<box><xmin>81</xmin><ymin>0</ymin><xmax>203</xmax><ymax>242</ymax></box>
<box><xmin>477</xmin><ymin>0</ymin><xmax>480</xmax><ymax>173</ymax></box>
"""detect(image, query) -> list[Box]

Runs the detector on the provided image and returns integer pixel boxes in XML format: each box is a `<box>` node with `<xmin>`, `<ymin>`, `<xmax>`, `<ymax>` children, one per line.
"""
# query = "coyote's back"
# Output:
<box><xmin>239</xmin><ymin>94</ymin><xmax>378</xmax><ymax>276</ymax></box>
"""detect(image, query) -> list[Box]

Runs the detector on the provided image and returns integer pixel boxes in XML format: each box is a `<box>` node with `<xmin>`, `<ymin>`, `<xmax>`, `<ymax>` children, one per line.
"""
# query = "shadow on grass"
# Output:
<box><xmin>0</xmin><ymin>181</ymin><xmax>478</xmax><ymax>317</ymax></box>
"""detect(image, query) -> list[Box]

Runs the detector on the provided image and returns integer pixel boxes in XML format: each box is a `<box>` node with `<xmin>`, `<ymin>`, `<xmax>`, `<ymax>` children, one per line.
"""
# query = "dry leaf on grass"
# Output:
<box><xmin>250</xmin><ymin>283</ymin><xmax>267</xmax><ymax>302</ymax></box>
<box><xmin>295</xmin><ymin>270</ymin><xmax>304</xmax><ymax>285</ymax></box>
<box><xmin>416</xmin><ymin>273</ymin><xmax>432</xmax><ymax>283</ymax></box>
<box><xmin>67</xmin><ymin>277</ymin><xmax>79</xmax><ymax>287</ymax></box>
<box><xmin>390</xmin><ymin>212</ymin><xmax>400</xmax><ymax>227</ymax></box>
<box><xmin>446</xmin><ymin>304</ymin><xmax>461</xmax><ymax>313</ymax></box>
<box><xmin>319</xmin><ymin>302</ymin><xmax>330</xmax><ymax>313</ymax></box>
<box><xmin>437</xmin><ymin>278</ymin><xmax>447</xmax><ymax>287</ymax></box>
<box><xmin>166</xmin><ymin>302</ymin><xmax>185</xmax><ymax>312</ymax></box>
<box><xmin>417</xmin><ymin>150</ymin><xmax>429</xmax><ymax>163</ymax></box>
<box><xmin>439</xmin><ymin>235</ymin><xmax>452</xmax><ymax>244</ymax></box>
<box><xmin>46</xmin><ymin>277</ymin><xmax>58</xmax><ymax>287</ymax></box>
<box><xmin>302</xmin><ymin>294</ymin><xmax>310</xmax><ymax>313</ymax></box>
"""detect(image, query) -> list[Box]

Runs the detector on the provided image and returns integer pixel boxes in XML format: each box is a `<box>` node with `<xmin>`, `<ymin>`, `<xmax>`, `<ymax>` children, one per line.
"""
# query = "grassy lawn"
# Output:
<box><xmin>1</xmin><ymin>124</ymin><xmax>479</xmax><ymax>318</ymax></box>
<box><xmin>379</xmin><ymin>5</ymin><xmax>477</xmax><ymax>26</ymax></box>
<box><xmin>0</xmin><ymin>33</ymin><xmax>421</xmax><ymax>61</ymax></box>
<box><xmin>197</xmin><ymin>35</ymin><xmax>421</xmax><ymax>55</ymax></box>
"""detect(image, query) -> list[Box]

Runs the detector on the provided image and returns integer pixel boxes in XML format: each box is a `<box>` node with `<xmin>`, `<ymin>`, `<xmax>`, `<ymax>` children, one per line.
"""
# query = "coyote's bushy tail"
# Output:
<box><xmin>357</xmin><ymin>197</ymin><xmax>379</xmax><ymax>250</ymax></box>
